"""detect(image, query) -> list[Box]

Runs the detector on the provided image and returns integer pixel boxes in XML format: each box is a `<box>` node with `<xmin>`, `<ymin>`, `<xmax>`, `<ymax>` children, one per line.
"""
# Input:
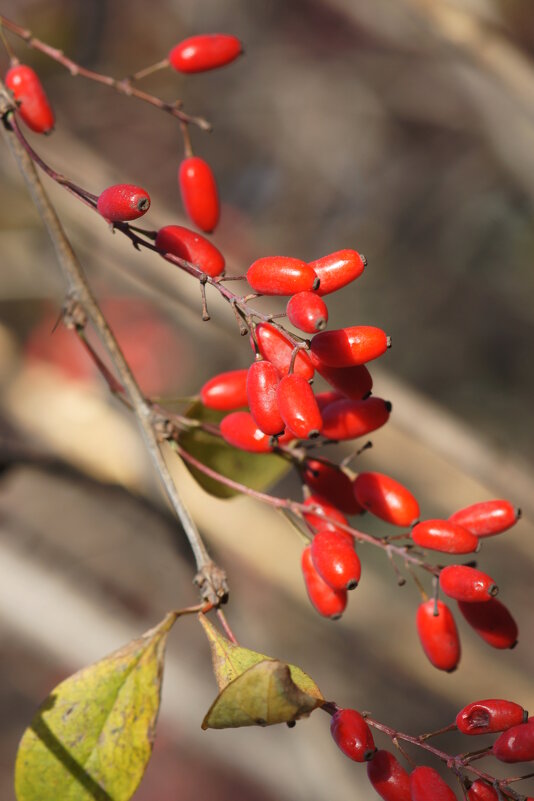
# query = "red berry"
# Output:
<box><xmin>253</xmin><ymin>323</ymin><xmax>314</xmax><ymax>379</ymax></box>
<box><xmin>457</xmin><ymin>597</ymin><xmax>518</xmax><ymax>649</ymax></box>
<box><xmin>366</xmin><ymin>750</ymin><xmax>412</xmax><ymax>801</ymax></box>
<box><xmin>466</xmin><ymin>780</ymin><xmax>499</xmax><ymax>801</ymax></box>
<box><xmin>456</xmin><ymin>699</ymin><xmax>528</xmax><ymax>735</ymax></box>
<box><xmin>492</xmin><ymin>720</ymin><xmax>534</xmax><ymax>762</ymax></box>
<box><xmin>449</xmin><ymin>500</ymin><xmax>520</xmax><ymax>538</ymax></box>
<box><xmin>416</xmin><ymin>599</ymin><xmax>461</xmax><ymax>672</ymax></box>
<box><xmin>246</xmin><ymin>257</ymin><xmax>319</xmax><ymax>296</ymax></box>
<box><xmin>315</xmin><ymin>390</ymin><xmax>345</xmax><ymax>411</ymax></box>
<box><xmin>200</xmin><ymin>369</ymin><xmax>248</xmax><ymax>410</ymax></box>
<box><xmin>179</xmin><ymin>156</ymin><xmax>220</xmax><ymax>233</ymax></box>
<box><xmin>286</xmin><ymin>291</ymin><xmax>328</xmax><ymax>333</ymax></box>
<box><xmin>301</xmin><ymin>545</ymin><xmax>347</xmax><ymax>619</ymax></box>
<box><xmin>439</xmin><ymin>565</ymin><xmax>498</xmax><ymax>603</ymax></box>
<box><xmin>311</xmin><ymin>530</ymin><xmax>361</xmax><ymax>591</ymax></box>
<box><xmin>303</xmin><ymin>460</ymin><xmax>363</xmax><ymax>515</ymax></box>
<box><xmin>311</xmin><ymin>326</ymin><xmax>389</xmax><ymax>368</ymax></box>
<box><xmin>5</xmin><ymin>64</ymin><xmax>55</xmax><ymax>134</ymax></box>
<box><xmin>308</xmin><ymin>249</ymin><xmax>365</xmax><ymax>296</ymax></box>
<box><xmin>320</xmin><ymin>397</ymin><xmax>391</xmax><ymax>441</ymax></box>
<box><xmin>411</xmin><ymin>519</ymin><xmax>479</xmax><ymax>554</ymax></box>
<box><xmin>410</xmin><ymin>766</ymin><xmax>456</xmax><ymax>801</ymax></box>
<box><xmin>168</xmin><ymin>34</ymin><xmax>243</xmax><ymax>74</ymax></box>
<box><xmin>96</xmin><ymin>184</ymin><xmax>150</xmax><ymax>222</ymax></box>
<box><xmin>276</xmin><ymin>374</ymin><xmax>323</xmax><ymax>439</ymax></box>
<box><xmin>302</xmin><ymin>495</ymin><xmax>350</xmax><ymax>537</ymax></box>
<box><xmin>219</xmin><ymin>411</ymin><xmax>273</xmax><ymax>453</ymax></box>
<box><xmin>155</xmin><ymin>225</ymin><xmax>225</xmax><ymax>277</ymax></box>
<box><xmin>353</xmin><ymin>471</ymin><xmax>419</xmax><ymax>527</ymax></box>
<box><xmin>309</xmin><ymin>352</ymin><xmax>373</xmax><ymax>399</ymax></box>
<box><xmin>246</xmin><ymin>360</ymin><xmax>284</xmax><ymax>436</ymax></box>
<box><xmin>330</xmin><ymin>709</ymin><xmax>376</xmax><ymax>762</ymax></box>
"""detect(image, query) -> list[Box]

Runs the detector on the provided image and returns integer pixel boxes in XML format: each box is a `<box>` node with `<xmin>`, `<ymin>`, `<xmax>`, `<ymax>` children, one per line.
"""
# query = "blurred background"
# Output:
<box><xmin>0</xmin><ymin>0</ymin><xmax>533</xmax><ymax>798</ymax></box>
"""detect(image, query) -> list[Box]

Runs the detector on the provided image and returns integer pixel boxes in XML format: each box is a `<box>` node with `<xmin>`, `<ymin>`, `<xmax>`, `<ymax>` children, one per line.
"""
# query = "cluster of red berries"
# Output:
<box><xmin>3</xmin><ymin>33</ymin><xmax>244</xmax><ymax>233</ymax></box>
<box><xmin>330</xmin><ymin>699</ymin><xmax>533</xmax><ymax>800</ymax></box>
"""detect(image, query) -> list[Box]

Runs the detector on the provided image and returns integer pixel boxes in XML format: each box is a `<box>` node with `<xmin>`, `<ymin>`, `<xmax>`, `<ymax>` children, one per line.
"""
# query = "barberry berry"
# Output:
<box><xmin>168</xmin><ymin>34</ymin><xmax>243</xmax><ymax>73</ymax></box>
<box><xmin>410</xmin><ymin>766</ymin><xmax>457</xmax><ymax>801</ymax></box>
<box><xmin>311</xmin><ymin>529</ymin><xmax>361</xmax><ymax>591</ymax></box>
<box><xmin>286</xmin><ymin>291</ymin><xmax>328</xmax><ymax>333</ymax></box>
<box><xmin>308</xmin><ymin>249</ymin><xmax>365</xmax><ymax>296</ymax></box>
<box><xmin>366</xmin><ymin>749</ymin><xmax>412</xmax><ymax>801</ymax></box>
<box><xmin>309</xmin><ymin>353</ymin><xmax>373</xmax><ymax>399</ymax></box>
<box><xmin>96</xmin><ymin>184</ymin><xmax>150</xmax><ymax>222</ymax></box>
<box><xmin>416</xmin><ymin>599</ymin><xmax>461</xmax><ymax>672</ymax></box>
<box><xmin>492</xmin><ymin>720</ymin><xmax>534</xmax><ymax>762</ymax></box>
<box><xmin>457</xmin><ymin>598</ymin><xmax>518</xmax><ymax>649</ymax></box>
<box><xmin>439</xmin><ymin>565</ymin><xmax>498</xmax><ymax>603</ymax></box>
<box><xmin>311</xmin><ymin>325</ymin><xmax>389</xmax><ymax>368</ymax></box>
<box><xmin>179</xmin><ymin>156</ymin><xmax>219</xmax><ymax>233</ymax></box>
<box><xmin>5</xmin><ymin>63</ymin><xmax>55</xmax><ymax>134</ymax></box>
<box><xmin>302</xmin><ymin>460</ymin><xmax>363</xmax><ymax>515</ymax></box>
<box><xmin>456</xmin><ymin>699</ymin><xmax>528</xmax><ymax>735</ymax></box>
<box><xmin>246</xmin><ymin>360</ymin><xmax>284</xmax><ymax>436</ymax></box>
<box><xmin>449</xmin><ymin>500</ymin><xmax>520</xmax><ymax>538</ymax></box>
<box><xmin>330</xmin><ymin>708</ymin><xmax>376</xmax><ymax>762</ymax></box>
<box><xmin>411</xmin><ymin>519</ymin><xmax>479</xmax><ymax>554</ymax></box>
<box><xmin>246</xmin><ymin>257</ymin><xmax>319</xmax><ymax>296</ymax></box>
<box><xmin>253</xmin><ymin>323</ymin><xmax>314</xmax><ymax>379</ymax></box>
<box><xmin>320</xmin><ymin>397</ymin><xmax>391</xmax><ymax>441</ymax></box>
<box><xmin>155</xmin><ymin>225</ymin><xmax>225</xmax><ymax>276</ymax></box>
<box><xmin>301</xmin><ymin>545</ymin><xmax>347</xmax><ymax>619</ymax></box>
<box><xmin>200</xmin><ymin>369</ymin><xmax>248</xmax><ymax>410</ymax></box>
<box><xmin>466</xmin><ymin>780</ymin><xmax>499</xmax><ymax>801</ymax></box>
<box><xmin>353</xmin><ymin>471</ymin><xmax>419</xmax><ymax>527</ymax></box>
<box><xmin>276</xmin><ymin>374</ymin><xmax>323</xmax><ymax>439</ymax></box>
<box><xmin>219</xmin><ymin>411</ymin><xmax>273</xmax><ymax>452</ymax></box>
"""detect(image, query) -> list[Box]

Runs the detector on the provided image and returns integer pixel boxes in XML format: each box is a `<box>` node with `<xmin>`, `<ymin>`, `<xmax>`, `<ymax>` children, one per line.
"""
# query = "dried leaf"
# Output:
<box><xmin>202</xmin><ymin>659</ymin><xmax>321</xmax><ymax>729</ymax></box>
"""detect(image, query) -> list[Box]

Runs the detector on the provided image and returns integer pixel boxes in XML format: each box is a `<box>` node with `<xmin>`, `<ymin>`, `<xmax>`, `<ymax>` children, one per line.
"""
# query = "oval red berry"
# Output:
<box><xmin>246</xmin><ymin>257</ymin><xmax>318</xmax><ymax>296</ymax></box>
<box><xmin>311</xmin><ymin>530</ymin><xmax>361</xmax><ymax>591</ymax></box>
<box><xmin>456</xmin><ymin>699</ymin><xmax>527</xmax><ymax>735</ymax></box>
<box><xmin>169</xmin><ymin>34</ymin><xmax>243</xmax><ymax>73</ymax></box>
<box><xmin>457</xmin><ymin>597</ymin><xmax>518</xmax><ymax>649</ymax></box>
<box><xmin>330</xmin><ymin>708</ymin><xmax>376</xmax><ymax>762</ymax></box>
<box><xmin>411</xmin><ymin>519</ymin><xmax>479</xmax><ymax>554</ymax></box>
<box><xmin>200</xmin><ymin>369</ymin><xmax>248</xmax><ymax>411</ymax></box>
<box><xmin>97</xmin><ymin>184</ymin><xmax>151</xmax><ymax>222</ymax></box>
<box><xmin>246</xmin><ymin>360</ymin><xmax>284</xmax><ymax>436</ymax></box>
<box><xmin>439</xmin><ymin>565</ymin><xmax>498</xmax><ymax>603</ymax></box>
<box><xmin>320</xmin><ymin>397</ymin><xmax>391</xmax><ymax>441</ymax></box>
<box><xmin>366</xmin><ymin>749</ymin><xmax>412</xmax><ymax>801</ymax></box>
<box><xmin>5</xmin><ymin>64</ymin><xmax>55</xmax><ymax>134</ymax></box>
<box><xmin>253</xmin><ymin>323</ymin><xmax>314</xmax><ymax>379</ymax></box>
<box><xmin>416</xmin><ymin>599</ymin><xmax>461</xmax><ymax>672</ymax></box>
<box><xmin>449</xmin><ymin>500</ymin><xmax>520</xmax><ymax>538</ymax></box>
<box><xmin>276</xmin><ymin>374</ymin><xmax>323</xmax><ymax>439</ymax></box>
<box><xmin>301</xmin><ymin>545</ymin><xmax>347</xmax><ymax>619</ymax></box>
<box><xmin>179</xmin><ymin>156</ymin><xmax>220</xmax><ymax>233</ymax></box>
<box><xmin>353</xmin><ymin>471</ymin><xmax>419</xmax><ymax>527</ymax></box>
<box><xmin>286</xmin><ymin>291</ymin><xmax>328</xmax><ymax>333</ymax></box>
<box><xmin>303</xmin><ymin>459</ymin><xmax>363</xmax><ymax>515</ymax></box>
<box><xmin>410</xmin><ymin>766</ymin><xmax>457</xmax><ymax>801</ymax></box>
<box><xmin>492</xmin><ymin>720</ymin><xmax>534</xmax><ymax>762</ymax></box>
<box><xmin>309</xmin><ymin>352</ymin><xmax>373</xmax><ymax>400</ymax></box>
<box><xmin>311</xmin><ymin>326</ymin><xmax>389</xmax><ymax>368</ymax></box>
<box><xmin>219</xmin><ymin>411</ymin><xmax>273</xmax><ymax>453</ymax></box>
<box><xmin>155</xmin><ymin>225</ymin><xmax>225</xmax><ymax>277</ymax></box>
<box><xmin>302</xmin><ymin>495</ymin><xmax>350</xmax><ymax>538</ymax></box>
<box><xmin>309</xmin><ymin>249</ymin><xmax>365</xmax><ymax>296</ymax></box>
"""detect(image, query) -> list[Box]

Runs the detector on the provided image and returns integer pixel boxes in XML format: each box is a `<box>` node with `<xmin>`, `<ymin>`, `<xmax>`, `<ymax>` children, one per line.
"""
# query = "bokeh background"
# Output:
<box><xmin>0</xmin><ymin>1</ymin><xmax>533</xmax><ymax>799</ymax></box>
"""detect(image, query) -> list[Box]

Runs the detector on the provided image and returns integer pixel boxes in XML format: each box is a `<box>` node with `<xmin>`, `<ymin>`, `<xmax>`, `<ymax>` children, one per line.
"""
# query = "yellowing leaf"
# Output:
<box><xmin>202</xmin><ymin>660</ymin><xmax>321</xmax><ymax>729</ymax></box>
<box><xmin>178</xmin><ymin>401</ymin><xmax>290</xmax><ymax>499</ymax></box>
<box><xmin>199</xmin><ymin>614</ymin><xmax>323</xmax><ymax>701</ymax></box>
<box><xmin>15</xmin><ymin>613</ymin><xmax>176</xmax><ymax>801</ymax></box>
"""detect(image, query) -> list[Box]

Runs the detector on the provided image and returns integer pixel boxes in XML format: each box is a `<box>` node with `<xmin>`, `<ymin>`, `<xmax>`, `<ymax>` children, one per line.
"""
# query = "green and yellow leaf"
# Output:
<box><xmin>15</xmin><ymin>613</ymin><xmax>176</xmax><ymax>801</ymax></box>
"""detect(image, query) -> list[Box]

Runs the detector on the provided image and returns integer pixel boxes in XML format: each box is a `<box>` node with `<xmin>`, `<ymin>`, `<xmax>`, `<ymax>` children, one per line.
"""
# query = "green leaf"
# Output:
<box><xmin>177</xmin><ymin>401</ymin><xmax>290</xmax><ymax>499</ymax></box>
<box><xmin>15</xmin><ymin>613</ymin><xmax>176</xmax><ymax>801</ymax></box>
<box><xmin>199</xmin><ymin>614</ymin><xmax>323</xmax><ymax>701</ymax></box>
<box><xmin>201</xmin><ymin>660</ymin><xmax>321</xmax><ymax>729</ymax></box>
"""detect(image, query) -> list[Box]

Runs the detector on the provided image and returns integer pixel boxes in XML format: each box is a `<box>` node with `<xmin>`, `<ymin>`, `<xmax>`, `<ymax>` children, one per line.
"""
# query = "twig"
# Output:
<box><xmin>0</xmin><ymin>82</ymin><xmax>227</xmax><ymax>606</ymax></box>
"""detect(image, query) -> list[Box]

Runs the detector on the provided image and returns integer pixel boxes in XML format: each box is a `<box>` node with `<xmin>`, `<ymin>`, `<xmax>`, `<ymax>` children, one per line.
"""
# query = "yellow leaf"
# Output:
<box><xmin>15</xmin><ymin>613</ymin><xmax>176</xmax><ymax>801</ymax></box>
<box><xmin>202</xmin><ymin>660</ymin><xmax>321</xmax><ymax>729</ymax></box>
